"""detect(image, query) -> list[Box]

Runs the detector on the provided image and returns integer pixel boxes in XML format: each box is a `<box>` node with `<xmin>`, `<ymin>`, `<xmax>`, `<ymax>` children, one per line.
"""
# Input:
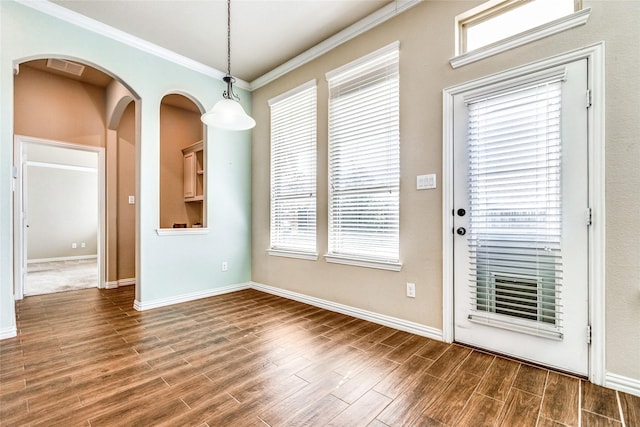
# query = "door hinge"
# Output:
<box><xmin>586</xmin><ymin>89</ymin><xmax>592</xmax><ymax>108</ymax></box>
<box><xmin>586</xmin><ymin>208</ymin><xmax>593</xmax><ymax>226</ymax></box>
<box><xmin>587</xmin><ymin>324</ymin><xmax>592</xmax><ymax>345</ymax></box>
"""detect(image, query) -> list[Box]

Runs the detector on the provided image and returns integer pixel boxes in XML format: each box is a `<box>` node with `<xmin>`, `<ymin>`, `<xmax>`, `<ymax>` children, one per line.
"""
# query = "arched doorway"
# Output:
<box><xmin>13</xmin><ymin>58</ymin><xmax>140</xmax><ymax>300</ymax></box>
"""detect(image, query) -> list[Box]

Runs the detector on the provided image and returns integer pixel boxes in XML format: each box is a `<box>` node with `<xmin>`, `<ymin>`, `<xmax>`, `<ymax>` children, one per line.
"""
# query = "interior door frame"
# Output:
<box><xmin>13</xmin><ymin>135</ymin><xmax>106</xmax><ymax>299</ymax></box>
<box><xmin>442</xmin><ymin>43</ymin><xmax>605</xmax><ymax>384</ymax></box>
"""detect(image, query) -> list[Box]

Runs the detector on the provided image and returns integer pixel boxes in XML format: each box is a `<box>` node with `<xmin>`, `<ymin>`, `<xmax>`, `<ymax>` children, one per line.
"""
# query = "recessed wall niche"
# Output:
<box><xmin>159</xmin><ymin>94</ymin><xmax>205</xmax><ymax>229</ymax></box>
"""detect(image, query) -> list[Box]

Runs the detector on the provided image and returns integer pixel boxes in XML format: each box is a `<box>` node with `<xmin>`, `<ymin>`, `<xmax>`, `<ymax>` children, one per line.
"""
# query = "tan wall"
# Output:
<box><xmin>14</xmin><ymin>66</ymin><xmax>105</xmax><ymax>146</ymax></box>
<box><xmin>14</xmin><ymin>63</ymin><xmax>138</xmax><ymax>284</ymax></box>
<box><xmin>251</xmin><ymin>1</ymin><xmax>640</xmax><ymax>380</ymax></box>
<box><xmin>159</xmin><ymin>102</ymin><xmax>203</xmax><ymax>228</ymax></box>
<box><xmin>117</xmin><ymin>103</ymin><xmax>136</xmax><ymax>280</ymax></box>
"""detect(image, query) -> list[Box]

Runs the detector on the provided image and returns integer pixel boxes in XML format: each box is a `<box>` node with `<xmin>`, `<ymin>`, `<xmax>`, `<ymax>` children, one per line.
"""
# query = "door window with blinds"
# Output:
<box><xmin>325</xmin><ymin>42</ymin><xmax>401</xmax><ymax>270</ymax></box>
<box><xmin>268</xmin><ymin>80</ymin><xmax>317</xmax><ymax>259</ymax></box>
<box><xmin>465</xmin><ymin>68</ymin><xmax>567</xmax><ymax>339</ymax></box>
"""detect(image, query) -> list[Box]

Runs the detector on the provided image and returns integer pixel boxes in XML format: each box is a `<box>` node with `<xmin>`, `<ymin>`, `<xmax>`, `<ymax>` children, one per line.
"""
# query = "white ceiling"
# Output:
<box><xmin>50</xmin><ymin>0</ymin><xmax>396</xmax><ymax>84</ymax></box>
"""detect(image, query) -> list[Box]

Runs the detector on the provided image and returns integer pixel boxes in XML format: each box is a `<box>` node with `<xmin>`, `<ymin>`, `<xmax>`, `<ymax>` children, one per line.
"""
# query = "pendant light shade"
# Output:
<box><xmin>201</xmin><ymin>0</ymin><xmax>255</xmax><ymax>131</ymax></box>
<box><xmin>201</xmin><ymin>97</ymin><xmax>256</xmax><ymax>131</ymax></box>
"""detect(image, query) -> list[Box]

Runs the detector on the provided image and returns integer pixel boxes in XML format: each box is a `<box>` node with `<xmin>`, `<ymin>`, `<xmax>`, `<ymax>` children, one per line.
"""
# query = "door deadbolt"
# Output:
<box><xmin>457</xmin><ymin>208</ymin><xmax>466</xmax><ymax>217</ymax></box>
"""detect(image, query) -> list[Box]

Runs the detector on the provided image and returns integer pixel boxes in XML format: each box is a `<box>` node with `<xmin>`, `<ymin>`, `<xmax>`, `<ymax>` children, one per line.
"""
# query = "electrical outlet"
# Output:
<box><xmin>81</xmin><ymin>242</ymin><xmax>86</xmax><ymax>248</ymax></box>
<box><xmin>221</xmin><ymin>261</ymin><xmax>228</xmax><ymax>272</ymax></box>
<box><xmin>406</xmin><ymin>282</ymin><xmax>416</xmax><ymax>298</ymax></box>
<box><xmin>71</xmin><ymin>243</ymin><xmax>77</xmax><ymax>249</ymax></box>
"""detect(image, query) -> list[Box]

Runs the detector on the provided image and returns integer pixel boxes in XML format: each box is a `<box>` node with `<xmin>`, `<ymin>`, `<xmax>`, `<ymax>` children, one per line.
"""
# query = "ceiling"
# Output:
<box><xmin>49</xmin><ymin>0</ymin><xmax>396</xmax><ymax>84</ymax></box>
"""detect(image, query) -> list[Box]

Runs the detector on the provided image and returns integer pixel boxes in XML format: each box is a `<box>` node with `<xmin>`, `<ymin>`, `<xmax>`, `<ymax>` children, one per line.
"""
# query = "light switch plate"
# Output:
<box><xmin>128</xmin><ymin>195</ymin><xmax>135</xmax><ymax>204</ymax></box>
<box><xmin>416</xmin><ymin>174</ymin><xmax>436</xmax><ymax>190</ymax></box>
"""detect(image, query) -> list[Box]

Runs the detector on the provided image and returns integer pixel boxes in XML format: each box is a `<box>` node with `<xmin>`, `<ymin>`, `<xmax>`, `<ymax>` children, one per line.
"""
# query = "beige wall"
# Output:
<box><xmin>252</xmin><ymin>1</ymin><xmax>640</xmax><ymax>381</ymax></box>
<box><xmin>159</xmin><ymin>101</ymin><xmax>203</xmax><ymax>228</ymax></box>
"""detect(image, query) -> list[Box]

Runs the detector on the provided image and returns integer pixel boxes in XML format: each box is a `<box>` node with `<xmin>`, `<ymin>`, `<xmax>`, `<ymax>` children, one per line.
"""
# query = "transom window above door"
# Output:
<box><xmin>451</xmin><ymin>0</ymin><xmax>591</xmax><ymax>68</ymax></box>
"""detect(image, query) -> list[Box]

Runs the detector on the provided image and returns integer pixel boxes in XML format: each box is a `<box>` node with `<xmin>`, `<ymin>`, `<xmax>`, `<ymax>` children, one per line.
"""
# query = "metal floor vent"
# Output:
<box><xmin>46</xmin><ymin>58</ymin><xmax>85</xmax><ymax>77</ymax></box>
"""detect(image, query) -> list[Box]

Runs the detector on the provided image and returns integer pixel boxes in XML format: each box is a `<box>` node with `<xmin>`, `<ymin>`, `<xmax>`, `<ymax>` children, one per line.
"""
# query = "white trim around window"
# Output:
<box><xmin>325</xmin><ymin>42</ymin><xmax>401</xmax><ymax>270</ymax></box>
<box><xmin>451</xmin><ymin>7</ymin><xmax>591</xmax><ymax>69</ymax></box>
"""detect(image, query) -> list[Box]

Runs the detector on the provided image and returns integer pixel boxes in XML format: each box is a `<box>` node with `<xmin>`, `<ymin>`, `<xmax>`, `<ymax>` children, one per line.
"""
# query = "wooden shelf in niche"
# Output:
<box><xmin>182</xmin><ymin>141</ymin><xmax>204</xmax><ymax>202</ymax></box>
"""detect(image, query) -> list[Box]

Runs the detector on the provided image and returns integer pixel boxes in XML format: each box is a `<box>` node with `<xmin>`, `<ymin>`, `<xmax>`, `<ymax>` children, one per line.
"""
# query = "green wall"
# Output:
<box><xmin>0</xmin><ymin>0</ymin><xmax>252</xmax><ymax>335</ymax></box>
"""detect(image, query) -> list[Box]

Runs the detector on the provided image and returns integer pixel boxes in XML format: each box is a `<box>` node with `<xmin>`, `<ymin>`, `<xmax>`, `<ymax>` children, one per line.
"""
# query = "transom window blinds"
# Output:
<box><xmin>269</xmin><ymin>81</ymin><xmax>317</xmax><ymax>255</ymax></box>
<box><xmin>466</xmin><ymin>73</ymin><xmax>566</xmax><ymax>339</ymax></box>
<box><xmin>326</xmin><ymin>42</ymin><xmax>400</xmax><ymax>264</ymax></box>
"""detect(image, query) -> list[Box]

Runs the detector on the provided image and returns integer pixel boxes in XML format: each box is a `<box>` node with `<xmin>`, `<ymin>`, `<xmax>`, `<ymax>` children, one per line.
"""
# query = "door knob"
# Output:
<box><xmin>456</xmin><ymin>227</ymin><xmax>466</xmax><ymax>236</ymax></box>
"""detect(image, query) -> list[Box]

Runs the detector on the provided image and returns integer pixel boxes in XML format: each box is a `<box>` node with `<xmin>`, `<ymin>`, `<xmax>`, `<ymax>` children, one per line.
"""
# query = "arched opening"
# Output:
<box><xmin>13</xmin><ymin>57</ymin><xmax>140</xmax><ymax>299</ymax></box>
<box><xmin>159</xmin><ymin>94</ymin><xmax>206</xmax><ymax>229</ymax></box>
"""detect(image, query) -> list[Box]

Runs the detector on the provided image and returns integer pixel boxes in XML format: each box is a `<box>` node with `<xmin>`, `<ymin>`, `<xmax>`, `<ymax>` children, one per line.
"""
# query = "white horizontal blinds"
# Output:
<box><xmin>327</xmin><ymin>43</ymin><xmax>400</xmax><ymax>262</ymax></box>
<box><xmin>269</xmin><ymin>82</ymin><xmax>317</xmax><ymax>253</ymax></box>
<box><xmin>466</xmin><ymin>76</ymin><xmax>565</xmax><ymax>339</ymax></box>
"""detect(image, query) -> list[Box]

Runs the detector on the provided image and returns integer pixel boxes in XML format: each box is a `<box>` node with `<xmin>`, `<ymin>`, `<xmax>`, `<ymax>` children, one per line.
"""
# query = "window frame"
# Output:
<box><xmin>267</xmin><ymin>79</ymin><xmax>318</xmax><ymax>260</ymax></box>
<box><xmin>325</xmin><ymin>41</ymin><xmax>402</xmax><ymax>271</ymax></box>
<box><xmin>451</xmin><ymin>0</ymin><xmax>590</xmax><ymax>69</ymax></box>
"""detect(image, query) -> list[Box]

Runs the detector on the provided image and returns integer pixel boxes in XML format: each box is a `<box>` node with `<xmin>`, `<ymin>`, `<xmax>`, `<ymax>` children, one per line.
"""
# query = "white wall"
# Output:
<box><xmin>25</xmin><ymin>143</ymin><xmax>98</xmax><ymax>261</ymax></box>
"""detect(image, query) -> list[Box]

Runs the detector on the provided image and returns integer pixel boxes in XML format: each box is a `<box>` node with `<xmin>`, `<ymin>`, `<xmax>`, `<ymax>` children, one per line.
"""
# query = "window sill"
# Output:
<box><xmin>450</xmin><ymin>8</ymin><xmax>591</xmax><ymax>69</ymax></box>
<box><xmin>156</xmin><ymin>228</ymin><xmax>209</xmax><ymax>236</ymax></box>
<box><xmin>324</xmin><ymin>254</ymin><xmax>402</xmax><ymax>271</ymax></box>
<box><xmin>268</xmin><ymin>248</ymin><xmax>318</xmax><ymax>261</ymax></box>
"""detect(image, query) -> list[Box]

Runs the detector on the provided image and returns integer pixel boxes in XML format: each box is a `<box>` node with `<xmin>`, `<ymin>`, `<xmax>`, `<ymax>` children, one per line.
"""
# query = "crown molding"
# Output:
<box><xmin>16</xmin><ymin>0</ymin><xmax>251</xmax><ymax>91</ymax></box>
<box><xmin>249</xmin><ymin>0</ymin><xmax>422</xmax><ymax>91</ymax></box>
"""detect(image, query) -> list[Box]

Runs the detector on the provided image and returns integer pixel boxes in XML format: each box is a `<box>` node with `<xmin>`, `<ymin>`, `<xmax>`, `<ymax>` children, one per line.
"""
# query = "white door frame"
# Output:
<box><xmin>13</xmin><ymin>135</ymin><xmax>106</xmax><ymax>299</ymax></box>
<box><xmin>442</xmin><ymin>43</ymin><xmax>605</xmax><ymax>384</ymax></box>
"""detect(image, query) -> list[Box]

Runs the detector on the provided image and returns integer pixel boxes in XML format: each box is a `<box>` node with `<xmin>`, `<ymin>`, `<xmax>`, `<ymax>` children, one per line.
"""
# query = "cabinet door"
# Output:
<box><xmin>183</xmin><ymin>152</ymin><xmax>196</xmax><ymax>199</ymax></box>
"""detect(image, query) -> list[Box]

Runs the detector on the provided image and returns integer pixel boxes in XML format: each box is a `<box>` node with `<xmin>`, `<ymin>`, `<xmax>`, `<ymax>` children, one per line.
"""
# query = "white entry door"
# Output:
<box><xmin>452</xmin><ymin>59</ymin><xmax>590</xmax><ymax>375</ymax></box>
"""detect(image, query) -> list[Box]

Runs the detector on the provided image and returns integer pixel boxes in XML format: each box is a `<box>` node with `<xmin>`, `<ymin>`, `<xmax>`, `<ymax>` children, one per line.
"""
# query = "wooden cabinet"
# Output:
<box><xmin>182</xmin><ymin>141</ymin><xmax>204</xmax><ymax>202</ymax></box>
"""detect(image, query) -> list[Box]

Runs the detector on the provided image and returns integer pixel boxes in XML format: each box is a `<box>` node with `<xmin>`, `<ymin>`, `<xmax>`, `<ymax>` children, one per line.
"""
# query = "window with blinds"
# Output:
<box><xmin>269</xmin><ymin>80</ymin><xmax>317</xmax><ymax>257</ymax></box>
<box><xmin>466</xmin><ymin>71</ymin><xmax>566</xmax><ymax>339</ymax></box>
<box><xmin>326</xmin><ymin>42</ymin><xmax>400</xmax><ymax>269</ymax></box>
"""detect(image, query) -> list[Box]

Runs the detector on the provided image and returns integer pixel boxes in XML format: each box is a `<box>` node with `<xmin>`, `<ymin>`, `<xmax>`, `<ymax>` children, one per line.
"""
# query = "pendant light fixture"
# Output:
<box><xmin>201</xmin><ymin>0</ymin><xmax>256</xmax><ymax>130</ymax></box>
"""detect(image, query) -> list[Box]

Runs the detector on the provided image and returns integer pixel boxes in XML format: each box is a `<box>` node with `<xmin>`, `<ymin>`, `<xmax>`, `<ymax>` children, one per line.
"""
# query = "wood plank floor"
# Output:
<box><xmin>1</xmin><ymin>287</ymin><xmax>638</xmax><ymax>426</ymax></box>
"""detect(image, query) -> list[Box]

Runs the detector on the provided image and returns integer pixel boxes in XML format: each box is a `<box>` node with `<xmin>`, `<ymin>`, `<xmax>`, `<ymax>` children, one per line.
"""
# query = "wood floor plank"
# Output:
<box><xmin>419</xmin><ymin>370</ymin><xmax>483</xmax><ymax>425</ymax></box>
<box><xmin>1</xmin><ymin>286</ymin><xmax>626</xmax><ymax>426</ymax></box>
<box><xmin>376</xmin><ymin>370</ymin><xmax>446</xmax><ymax>426</ymax></box>
<box><xmin>384</xmin><ymin>334</ymin><xmax>431</xmax><ymax>364</ymax></box>
<box><xmin>458</xmin><ymin>350</ymin><xmax>495</xmax><ymax>376</ymax></box>
<box><xmin>327</xmin><ymin>389</ymin><xmax>392</xmax><ymax>427</ymax></box>
<box><xmin>540</xmin><ymin>372</ymin><xmax>580</xmax><ymax>426</ymax></box>
<box><xmin>619</xmin><ymin>391</ymin><xmax>640</xmax><ymax>427</ymax></box>
<box><xmin>476</xmin><ymin>357</ymin><xmax>520</xmax><ymax>401</ymax></box>
<box><xmin>497</xmin><ymin>389</ymin><xmax>542</xmax><ymax>427</ymax></box>
<box><xmin>446</xmin><ymin>393</ymin><xmax>503</xmax><ymax>427</ymax></box>
<box><xmin>373</xmin><ymin>354</ymin><xmax>433</xmax><ymax>399</ymax></box>
<box><xmin>425</xmin><ymin>344</ymin><xmax>472</xmax><ymax>380</ymax></box>
<box><xmin>512</xmin><ymin>363</ymin><xmax>548</xmax><ymax>395</ymax></box>
<box><xmin>582</xmin><ymin>410</ymin><xmax>623</xmax><ymax>427</ymax></box>
<box><xmin>581</xmin><ymin>380</ymin><xmax>621</xmax><ymax>420</ymax></box>
<box><xmin>331</xmin><ymin>356</ymin><xmax>399</xmax><ymax>404</ymax></box>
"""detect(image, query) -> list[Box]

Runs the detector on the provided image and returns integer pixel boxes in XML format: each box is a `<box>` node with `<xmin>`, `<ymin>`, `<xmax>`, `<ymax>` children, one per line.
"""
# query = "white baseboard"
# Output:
<box><xmin>129</xmin><ymin>280</ymin><xmax>442</xmax><ymax>341</ymax></box>
<box><xmin>250</xmin><ymin>281</ymin><xmax>443</xmax><ymax>341</ymax></box>
<box><xmin>105</xmin><ymin>278</ymin><xmax>136</xmax><ymax>289</ymax></box>
<box><xmin>133</xmin><ymin>283</ymin><xmax>251</xmax><ymax>311</ymax></box>
<box><xmin>605</xmin><ymin>372</ymin><xmax>640</xmax><ymax>397</ymax></box>
<box><xmin>118</xmin><ymin>278</ymin><xmax>135</xmax><ymax>286</ymax></box>
<box><xmin>0</xmin><ymin>326</ymin><xmax>17</xmax><ymax>340</ymax></box>
<box><xmin>28</xmin><ymin>255</ymin><xmax>98</xmax><ymax>263</ymax></box>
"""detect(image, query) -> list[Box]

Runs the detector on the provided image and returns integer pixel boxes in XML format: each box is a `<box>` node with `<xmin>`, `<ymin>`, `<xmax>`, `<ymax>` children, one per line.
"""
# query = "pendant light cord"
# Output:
<box><xmin>227</xmin><ymin>0</ymin><xmax>231</xmax><ymax>76</ymax></box>
<box><xmin>222</xmin><ymin>0</ymin><xmax>239</xmax><ymax>101</ymax></box>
